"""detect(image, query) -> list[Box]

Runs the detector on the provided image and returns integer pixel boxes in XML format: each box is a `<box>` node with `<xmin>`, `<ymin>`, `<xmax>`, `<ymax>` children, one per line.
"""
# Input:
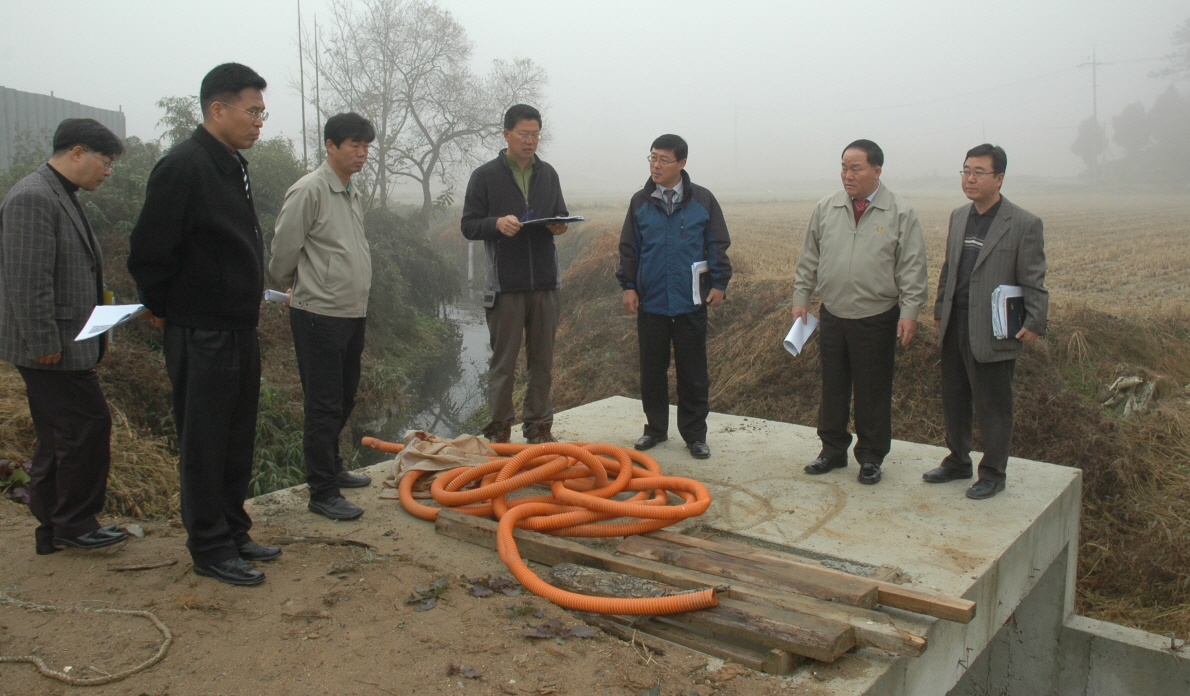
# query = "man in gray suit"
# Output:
<box><xmin>924</xmin><ymin>144</ymin><xmax>1048</xmax><ymax>500</ymax></box>
<box><xmin>0</xmin><ymin>118</ymin><xmax>128</xmax><ymax>553</ymax></box>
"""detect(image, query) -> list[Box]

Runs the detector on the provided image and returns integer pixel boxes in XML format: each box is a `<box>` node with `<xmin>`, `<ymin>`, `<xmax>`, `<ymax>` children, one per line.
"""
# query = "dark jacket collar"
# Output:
<box><xmin>192</xmin><ymin>125</ymin><xmax>249</xmax><ymax>174</ymax></box>
<box><xmin>641</xmin><ymin>169</ymin><xmax>692</xmax><ymax>204</ymax></box>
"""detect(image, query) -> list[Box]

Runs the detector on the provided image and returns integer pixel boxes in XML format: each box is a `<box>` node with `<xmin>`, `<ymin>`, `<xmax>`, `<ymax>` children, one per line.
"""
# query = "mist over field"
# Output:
<box><xmin>3</xmin><ymin>0</ymin><xmax>1188</xmax><ymax>200</ymax></box>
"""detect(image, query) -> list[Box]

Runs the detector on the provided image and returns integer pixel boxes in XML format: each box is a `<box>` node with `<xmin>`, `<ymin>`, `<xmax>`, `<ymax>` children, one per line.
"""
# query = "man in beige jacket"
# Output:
<box><xmin>270</xmin><ymin>113</ymin><xmax>375</xmax><ymax>520</ymax></box>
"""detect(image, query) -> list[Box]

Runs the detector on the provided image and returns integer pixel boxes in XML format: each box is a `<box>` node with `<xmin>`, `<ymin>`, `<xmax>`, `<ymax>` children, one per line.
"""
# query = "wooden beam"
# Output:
<box><xmin>645</xmin><ymin>530</ymin><xmax>975</xmax><ymax>624</ymax></box>
<box><xmin>617</xmin><ymin>535</ymin><xmax>879</xmax><ymax>608</ymax></box>
<box><xmin>619</xmin><ymin>616</ymin><xmax>803</xmax><ymax>675</ymax></box>
<box><xmin>434</xmin><ymin>511</ymin><xmax>927</xmax><ymax>656</ymax></box>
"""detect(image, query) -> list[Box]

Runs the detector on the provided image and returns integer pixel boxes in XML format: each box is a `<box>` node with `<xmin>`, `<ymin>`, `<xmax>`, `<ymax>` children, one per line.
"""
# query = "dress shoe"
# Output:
<box><xmin>194</xmin><ymin>557</ymin><xmax>265</xmax><ymax>586</ymax></box>
<box><xmin>337</xmin><ymin>470</ymin><xmax>372</xmax><ymax>488</ymax></box>
<box><xmin>687</xmin><ymin>441</ymin><xmax>711</xmax><ymax>459</ymax></box>
<box><xmin>922</xmin><ymin>466</ymin><xmax>973</xmax><ymax>484</ymax></box>
<box><xmin>858</xmin><ymin>462</ymin><xmax>883</xmax><ymax>485</ymax></box>
<box><xmin>309</xmin><ymin>495</ymin><xmax>364</xmax><ymax>520</ymax></box>
<box><xmin>36</xmin><ymin>541</ymin><xmax>60</xmax><ymax>556</ymax></box>
<box><xmin>634</xmin><ymin>434</ymin><xmax>667</xmax><ymax>451</ymax></box>
<box><xmin>238</xmin><ymin>540</ymin><xmax>282</xmax><ymax>562</ymax></box>
<box><xmin>53</xmin><ymin>527</ymin><xmax>128</xmax><ymax>550</ymax></box>
<box><xmin>966</xmin><ymin>479</ymin><xmax>1006</xmax><ymax>500</ymax></box>
<box><xmin>804</xmin><ymin>456</ymin><xmax>847</xmax><ymax>475</ymax></box>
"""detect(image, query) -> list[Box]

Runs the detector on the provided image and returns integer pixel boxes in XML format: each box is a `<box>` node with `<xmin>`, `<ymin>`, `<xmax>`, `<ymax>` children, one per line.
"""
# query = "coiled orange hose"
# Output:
<box><xmin>360</xmin><ymin>437</ymin><xmax>718</xmax><ymax>615</ymax></box>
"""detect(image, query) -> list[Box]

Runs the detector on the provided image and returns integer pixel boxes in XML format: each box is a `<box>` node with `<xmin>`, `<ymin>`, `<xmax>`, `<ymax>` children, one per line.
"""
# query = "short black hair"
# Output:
<box><xmin>842</xmin><ymin>139</ymin><xmax>884</xmax><ymax>167</ymax></box>
<box><xmin>200</xmin><ymin>63</ymin><xmax>267</xmax><ymax>117</ymax></box>
<box><xmin>324</xmin><ymin>113</ymin><xmax>376</xmax><ymax>147</ymax></box>
<box><xmin>503</xmin><ymin>104</ymin><xmax>542</xmax><ymax>131</ymax></box>
<box><xmin>965</xmin><ymin>143</ymin><xmax>1007</xmax><ymax>174</ymax></box>
<box><xmin>651</xmin><ymin>134</ymin><xmax>688</xmax><ymax>162</ymax></box>
<box><xmin>52</xmin><ymin>118</ymin><xmax>125</xmax><ymax>157</ymax></box>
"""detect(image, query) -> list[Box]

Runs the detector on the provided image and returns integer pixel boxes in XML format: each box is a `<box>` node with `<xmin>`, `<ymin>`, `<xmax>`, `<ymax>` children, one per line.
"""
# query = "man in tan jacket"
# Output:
<box><xmin>270</xmin><ymin>113</ymin><xmax>375</xmax><ymax>520</ymax></box>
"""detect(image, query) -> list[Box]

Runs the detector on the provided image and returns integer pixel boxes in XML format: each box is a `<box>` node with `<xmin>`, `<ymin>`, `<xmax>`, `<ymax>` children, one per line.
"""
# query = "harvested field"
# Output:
<box><xmin>550</xmin><ymin>191</ymin><xmax>1190</xmax><ymax>638</ymax></box>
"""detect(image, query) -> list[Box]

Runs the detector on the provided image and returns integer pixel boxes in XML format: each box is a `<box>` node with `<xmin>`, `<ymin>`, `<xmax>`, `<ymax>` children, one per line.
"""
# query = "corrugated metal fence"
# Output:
<box><xmin>1</xmin><ymin>86</ymin><xmax>127</xmax><ymax>170</ymax></box>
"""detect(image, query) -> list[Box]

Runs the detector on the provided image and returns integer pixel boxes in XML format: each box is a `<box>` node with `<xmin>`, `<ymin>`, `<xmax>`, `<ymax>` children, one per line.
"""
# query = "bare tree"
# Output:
<box><xmin>303</xmin><ymin>0</ymin><xmax>547</xmax><ymax>220</ymax></box>
<box><xmin>1150</xmin><ymin>17</ymin><xmax>1190</xmax><ymax>81</ymax></box>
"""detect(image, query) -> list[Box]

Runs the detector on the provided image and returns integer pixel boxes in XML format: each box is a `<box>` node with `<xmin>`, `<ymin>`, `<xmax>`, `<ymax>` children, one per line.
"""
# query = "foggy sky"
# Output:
<box><xmin>2</xmin><ymin>0</ymin><xmax>1184</xmax><ymax>199</ymax></box>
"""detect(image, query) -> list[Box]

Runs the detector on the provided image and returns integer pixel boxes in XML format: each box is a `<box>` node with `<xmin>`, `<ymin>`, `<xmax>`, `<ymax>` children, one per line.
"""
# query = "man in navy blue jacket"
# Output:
<box><xmin>617</xmin><ymin>135</ymin><xmax>732</xmax><ymax>459</ymax></box>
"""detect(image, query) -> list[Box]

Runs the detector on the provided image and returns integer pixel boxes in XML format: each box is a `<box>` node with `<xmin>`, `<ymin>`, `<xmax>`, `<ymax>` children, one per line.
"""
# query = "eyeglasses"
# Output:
<box><xmin>219</xmin><ymin>101</ymin><xmax>269</xmax><ymax>122</ymax></box>
<box><xmin>647</xmin><ymin>154</ymin><xmax>679</xmax><ymax>166</ymax></box>
<box><xmin>510</xmin><ymin>130</ymin><xmax>541</xmax><ymax>142</ymax></box>
<box><xmin>85</xmin><ymin>150</ymin><xmax>116</xmax><ymax>172</ymax></box>
<box><xmin>960</xmin><ymin>169</ymin><xmax>998</xmax><ymax>179</ymax></box>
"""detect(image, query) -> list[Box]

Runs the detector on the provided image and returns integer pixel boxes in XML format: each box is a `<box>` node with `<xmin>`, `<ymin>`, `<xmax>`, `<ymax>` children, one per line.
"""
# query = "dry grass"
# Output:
<box><xmin>552</xmin><ymin>191</ymin><xmax>1190</xmax><ymax>638</ymax></box>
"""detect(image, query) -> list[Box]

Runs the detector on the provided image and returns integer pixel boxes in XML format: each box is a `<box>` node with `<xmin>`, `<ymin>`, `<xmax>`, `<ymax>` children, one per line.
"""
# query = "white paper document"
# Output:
<box><xmin>691</xmin><ymin>261</ymin><xmax>709</xmax><ymax>305</ymax></box>
<box><xmin>991</xmin><ymin>285</ymin><xmax>1024</xmax><ymax>339</ymax></box>
<box><xmin>264</xmin><ymin>289</ymin><xmax>292</xmax><ymax>304</ymax></box>
<box><xmin>75</xmin><ymin>304</ymin><xmax>148</xmax><ymax>341</ymax></box>
<box><xmin>520</xmin><ymin>215</ymin><xmax>585</xmax><ymax>225</ymax></box>
<box><xmin>783</xmin><ymin>314</ymin><xmax>819</xmax><ymax>356</ymax></box>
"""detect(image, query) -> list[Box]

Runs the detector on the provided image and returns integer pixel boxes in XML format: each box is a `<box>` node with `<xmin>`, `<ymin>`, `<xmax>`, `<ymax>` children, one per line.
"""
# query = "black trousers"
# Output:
<box><xmin>16</xmin><ymin>366</ymin><xmax>112</xmax><ymax>548</ymax></box>
<box><xmin>290</xmin><ymin>308</ymin><xmax>366</xmax><ymax>501</ymax></box>
<box><xmin>941</xmin><ymin>308</ymin><xmax>1016</xmax><ymax>484</ymax></box>
<box><xmin>638</xmin><ymin>308</ymin><xmax>709</xmax><ymax>444</ymax></box>
<box><xmin>817</xmin><ymin>304</ymin><xmax>899</xmax><ymax>464</ymax></box>
<box><xmin>164</xmin><ymin>325</ymin><xmax>260</xmax><ymax>566</ymax></box>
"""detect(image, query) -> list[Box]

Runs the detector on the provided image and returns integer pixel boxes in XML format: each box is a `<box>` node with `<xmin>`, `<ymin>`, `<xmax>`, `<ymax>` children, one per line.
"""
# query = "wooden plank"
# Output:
<box><xmin>433</xmin><ymin>510</ymin><xmax>927</xmax><ymax>656</ymax></box>
<box><xmin>622</xmin><ymin>617</ymin><xmax>803</xmax><ymax>675</ymax></box>
<box><xmin>617</xmin><ymin>535</ymin><xmax>879</xmax><ymax>609</ymax></box>
<box><xmin>550</xmin><ymin>563</ymin><xmax>854</xmax><ymax>663</ymax></box>
<box><xmin>646</xmin><ymin>530</ymin><xmax>975</xmax><ymax>624</ymax></box>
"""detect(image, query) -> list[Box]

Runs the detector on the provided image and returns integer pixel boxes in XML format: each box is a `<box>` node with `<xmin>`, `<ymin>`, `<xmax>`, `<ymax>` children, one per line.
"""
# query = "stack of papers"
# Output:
<box><xmin>783</xmin><ymin>314</ymin><xmax>819</xmax><ymax>356</ymax></box>
<box><xmin>75</xmin><ymin>304</ymin><xmax>147</xmax><ymax>341</ymax></box>
<box><xmin>991</xmin><ymin>285</ymin><xmax>1025</xmax><ymax>339</ymax></box>
<box><xmin>691</xmin><ymin>261</ymin><xmax>709</xmax><ymax>305</ymax></box>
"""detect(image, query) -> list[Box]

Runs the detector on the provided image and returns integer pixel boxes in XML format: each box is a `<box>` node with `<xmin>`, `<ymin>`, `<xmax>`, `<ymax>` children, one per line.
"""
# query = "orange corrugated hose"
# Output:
<box><xmin>360</xmin><ymin>437</ymin><xmax>718</xmax><ymax>615</ymax></box>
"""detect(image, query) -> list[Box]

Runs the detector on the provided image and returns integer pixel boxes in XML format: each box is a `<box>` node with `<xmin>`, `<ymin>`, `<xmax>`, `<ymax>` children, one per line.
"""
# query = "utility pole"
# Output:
<box><xmin>298</xmin><ymin>0</ymin><xmax>308</xmax><ymax>170</ymax></box>
<box><xmin>315</xmin><ymin>17</ymin><xmax>323</xmax><ymax>165</ymax></box>
<box><xmin>1078</xmin><ymin>46</ymin><xmax>1112</xmax><ymax>178</ymax></box>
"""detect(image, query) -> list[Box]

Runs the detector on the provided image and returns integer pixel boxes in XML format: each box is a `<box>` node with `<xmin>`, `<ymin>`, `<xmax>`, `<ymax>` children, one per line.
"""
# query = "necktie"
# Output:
<box><xmin>664</xmin><ymin>188</ymin><xmax>676</xmax><ymax>215</ymax></box>
<box><xmin>853</xmin><ymin>198</ymin><xmax>868</xmax><ymax>224</ymax></box>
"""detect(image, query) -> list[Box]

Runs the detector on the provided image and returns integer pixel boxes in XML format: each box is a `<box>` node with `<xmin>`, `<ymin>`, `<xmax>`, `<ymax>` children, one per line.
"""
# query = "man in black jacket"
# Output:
<box><xmin>461</xmin><ymin>104</ymin><xmax>569</xmax><ymax>444</ymax></box>
<box><xmin>128</xmin><ymin>63</ymin><xmax>280</xmax><ymax>585</ymax></box>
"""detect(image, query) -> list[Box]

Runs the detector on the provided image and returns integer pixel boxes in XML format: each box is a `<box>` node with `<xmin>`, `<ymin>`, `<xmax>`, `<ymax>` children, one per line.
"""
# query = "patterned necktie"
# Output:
<box><xmin>853</xmin><ymin>198</ymin><xmax>868</xmax><ymax>224</ymax></box>
<box><xmin>664</xmin><ymin>188</ymin><xmax>676</xmax><ymax>215</ymax></box>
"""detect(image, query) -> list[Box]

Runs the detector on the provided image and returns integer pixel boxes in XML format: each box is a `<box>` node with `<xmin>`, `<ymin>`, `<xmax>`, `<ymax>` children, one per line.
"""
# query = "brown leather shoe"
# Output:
<box><xmin>527</xmin><ymin>426</ymin><xmax>558</xmax><ymax>444</ymax></box>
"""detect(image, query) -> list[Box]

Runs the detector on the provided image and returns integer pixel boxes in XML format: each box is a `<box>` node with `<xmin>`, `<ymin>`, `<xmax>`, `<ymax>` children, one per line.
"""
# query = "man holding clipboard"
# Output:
<box><xmin>927</xmin><ymin>144</ymin><xmax>1048</xmax><ymax>500</ymax></box>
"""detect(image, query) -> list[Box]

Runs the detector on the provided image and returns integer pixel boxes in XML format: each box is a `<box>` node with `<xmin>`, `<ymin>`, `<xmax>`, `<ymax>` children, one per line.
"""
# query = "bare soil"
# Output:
<box><xmin>0</xmin><ymin>476</ymin><xmax>838</xmax><ymax>696</ymax></box>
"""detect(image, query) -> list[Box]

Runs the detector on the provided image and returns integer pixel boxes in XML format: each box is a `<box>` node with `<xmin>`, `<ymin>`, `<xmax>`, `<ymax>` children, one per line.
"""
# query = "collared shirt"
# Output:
<box><xmin>853</xmin><ymin>185</ymin><xmax>879</xmax><ymax>209</ymax></box>
<box><xmin>270</xmin><ymin>160</ymin><xmax>371</xmax><ymax>318</ymax></box>
<box><xmin>792</xmin><ymin>185</ymin><xmax>929</xmax><ymax>320</ymax></box>
<box><xmin>650</xmin><ymin>179</ymin><xmax>685</xmax><ymax>209</ymax></box>
<box><xmin>504</xmin><ymin>150</ymin><xmax>535</xmax><ymax>201</ymax></box>
<box><xmin>953</xmin><ymin>198</ymin><xmax>1002</xmax><ymax>310</ymax></box>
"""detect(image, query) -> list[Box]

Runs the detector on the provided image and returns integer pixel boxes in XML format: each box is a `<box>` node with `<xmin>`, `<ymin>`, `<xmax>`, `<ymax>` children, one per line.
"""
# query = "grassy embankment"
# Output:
<box><xmin>548</xmin><ymin>192</ymin><xmax>1190</xmax><ymax>638</ymax></box>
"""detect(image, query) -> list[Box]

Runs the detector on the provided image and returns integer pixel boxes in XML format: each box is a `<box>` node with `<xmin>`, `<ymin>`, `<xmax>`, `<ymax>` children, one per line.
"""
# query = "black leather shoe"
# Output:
<box><xmin>337</xmin><ymin>471</ymin><xmax>372</xmax><ymax>488</ymax></box>
<box><xmin>804</xmin><ymin>457</ymin><xmax>847</xmax><ymax>475</ymax></box>
<box><xmin>687</xmin><ymin>441</ymin><xmax>711</xmax><ymax>459</ymax></box>
<box><xmin>858</xmin><ymin>462</ymin><xmax>883</xmax><ymax>485</ymax></box>
<box><xmin>922</xmin><ymin>466</ymin><xmax>973</xmax><ymax>483</ymax></box>
<box><xmin>966</xmin><ymin>479</ymin><xmax>1006</xmax><ymax>500</ymax></box>
<box><xmin>194</xmin><ymin>557</ymin><xmax>266</xmax><ymax>586</ymax></box>
<box><xmin>634</xmin><ymin>434</ymin><xmax>667</xmax><ymax>451</ymax></box>
<box><xmin>53</xmin><ymin>528</ymin><xmax>128</xmax><ymax>550</ymax></box>
<box><xmin>309</xmin><ymin>495</ymin><xmax>364</xmax><ymax>520</ymax></box>
<box><xmin>238</xmin><ymin>540</ymin><xmax>282</xmax><ymax>562</ymax></box>
<box><xmin>36</xmin><ymin>542</ymin><xmax>60</xmax><ymax>556</ymax></box>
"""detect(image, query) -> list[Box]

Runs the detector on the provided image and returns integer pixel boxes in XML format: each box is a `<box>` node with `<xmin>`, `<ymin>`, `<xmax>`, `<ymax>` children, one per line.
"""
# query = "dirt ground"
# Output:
<box><xmin>0</xmin><ymin>466</ymin><xmax>849</xmax><ymax>696</ymax></box>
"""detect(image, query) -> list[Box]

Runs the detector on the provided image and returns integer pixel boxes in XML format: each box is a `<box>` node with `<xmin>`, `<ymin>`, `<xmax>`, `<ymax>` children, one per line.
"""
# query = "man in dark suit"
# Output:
<box><xmin>129</xmin><ymin>63</ymin><xmax>280</xmax><ymax>585</ymax></box>
<box><xmin>0</xmin><ymin>118</ymin><xmax>128</xmax><ymax>555</ymax></box>
<box><xmin>925</xmin><ymin>144</ymin><xmax>1048</xmax><ymax>500</ymax></box>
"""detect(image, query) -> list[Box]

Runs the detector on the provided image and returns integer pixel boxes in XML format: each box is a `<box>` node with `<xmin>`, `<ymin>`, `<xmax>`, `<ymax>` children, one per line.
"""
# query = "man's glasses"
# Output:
<box><xmin>960</xmin><ymin>169</ymin><xmax>997</xmax><ymax>179</ymax></box>
<box><xmin>85</xmin><ymin>150</ymin><xmax>115</xmax><ymax>172</ymax></box>
<box><xmin>647</xmin><ymin>154</ymin><xmax>678</xmax><ymax>166</ymax></box>
<box><xmin>511</xmin><ymin>130</ymin><xmax>541</xmax><ymax>142</ymax></box>
<box><xmin>220</xmin><ymin>101</ymin><xmax>269</xmax><ymax>123</ymax></box>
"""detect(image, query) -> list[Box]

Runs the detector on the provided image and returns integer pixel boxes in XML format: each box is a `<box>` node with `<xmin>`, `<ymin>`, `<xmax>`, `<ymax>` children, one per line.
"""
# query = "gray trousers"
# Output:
<box><xmin>484</xmin><ymin>289</ymin><xmax>559</xmax><ymax>438</ymax></box>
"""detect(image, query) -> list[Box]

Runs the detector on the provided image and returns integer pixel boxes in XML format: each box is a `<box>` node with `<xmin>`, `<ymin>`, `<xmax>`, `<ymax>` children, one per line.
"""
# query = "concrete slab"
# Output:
<box><xmin>545</xmin><ymin>396</ymin><xmax>1083</xmax><ymax>695</ymax></box>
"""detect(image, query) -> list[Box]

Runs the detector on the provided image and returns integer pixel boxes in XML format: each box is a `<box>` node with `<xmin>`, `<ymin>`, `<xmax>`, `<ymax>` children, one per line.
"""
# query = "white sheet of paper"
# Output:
<box><xmin>75</xmin><ymin>304</ymin><xmax>148</xmax><ymax>341</ymax></box>
<box><xmin>264</xmin><ymin>289</ymin><xmax>292</xmax><ymax>303</ymax></box>
<box><xmin>691</xmin><ymin>260</ymin><xmax>709</xmax><ymax>305</ymax></box>
<box><xmin>783</xmin><ymin>314</ymin><xmax>819</xmax><ymax>356</ymax></box>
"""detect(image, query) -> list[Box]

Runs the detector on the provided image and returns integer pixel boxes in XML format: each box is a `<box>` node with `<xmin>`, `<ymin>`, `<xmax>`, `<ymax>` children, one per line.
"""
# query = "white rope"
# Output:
<box><xmin>0</xmin><ymin>587</ymin><xmax>173</xmax><ymax>686</ymax></box>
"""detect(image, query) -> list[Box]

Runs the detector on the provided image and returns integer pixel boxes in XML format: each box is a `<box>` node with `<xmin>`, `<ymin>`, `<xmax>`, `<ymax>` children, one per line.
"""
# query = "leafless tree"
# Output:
<box><xmin>301</xmin><ymin>0</ymin><xmax>547</xmax><ymax>220</ymax></box>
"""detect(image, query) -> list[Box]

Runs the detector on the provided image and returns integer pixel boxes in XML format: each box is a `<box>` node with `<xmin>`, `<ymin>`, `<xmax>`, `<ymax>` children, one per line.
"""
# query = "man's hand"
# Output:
<box><xmin>791</xmin><ymin>305</ymin><xmax>809</xmax><ymax>324</ymax></box>
<box><xmin>496</xmin><ymin>215</ymin><xmax>523</xmax><ymax>237</ymax></box>
<box><xmin>897</xmin><ymin>318</ymin><xmax>918</xmax><ymax>346</ymax></box>
<box><xmin>1016</xmin><ymin>327</ymin><xmax>1041</xmax><ymax>342</ymax></box>
<box><xmin>148</xmin><ymin>313</ymin><xmax>166</xmax><ymax>330</ymax></box>
<box><xmin>285</xmin><ymin>287</ymin><xmax>293</xmax><ymax>307</ymax></box>
<box><xmin>546</xmin><ymin>222</ymin><xmax>568</xmax><ymax>236</ymax></box>
<box><xmin>622</xmin><ymin>289</ymin><xmax>639</xmax><ymax>314</ymax></box>
<box><xmin>32</xmin><ymin>353</ymin><xmax>61</xmax><ymax>365</ymax></box>
<box><xmin>706</xmin><ymin>288</ymin><xmax>725</xmax><ymax>308</ymax></box>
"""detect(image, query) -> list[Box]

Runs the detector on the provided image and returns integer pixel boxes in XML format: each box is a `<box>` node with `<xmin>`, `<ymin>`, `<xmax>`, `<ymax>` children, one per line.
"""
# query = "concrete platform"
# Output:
<box><xmin>548</xmin><ymin>396</ymin><xmax>1084</xmax><ymax>695</ymax></box>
